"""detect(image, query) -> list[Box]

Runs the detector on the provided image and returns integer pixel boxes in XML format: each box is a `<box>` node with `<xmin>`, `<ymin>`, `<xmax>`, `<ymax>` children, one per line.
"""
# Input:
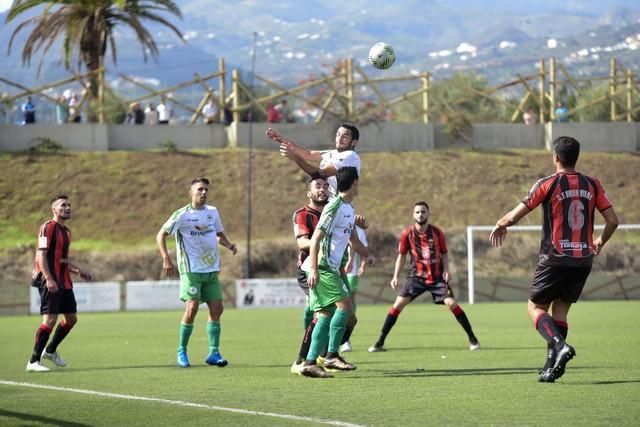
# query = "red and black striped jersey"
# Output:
<box><xmin>398</xmin><ymin>224</ymin><xmax>448</xmax><ymax>284</ymax></box>
<box><xmin>33</xmin><ymin>220</ymin><xmax>73</xmax><ymax>289</ymax></box>
<box><xmin>292</xmin><ymin>206</ymin><xmax>321</xmax><ymax>267</ymax></box>
<box><xmin>524</xmin><ymin>172</ymin><xmax>612</xmax><ymax>265</ymax></box>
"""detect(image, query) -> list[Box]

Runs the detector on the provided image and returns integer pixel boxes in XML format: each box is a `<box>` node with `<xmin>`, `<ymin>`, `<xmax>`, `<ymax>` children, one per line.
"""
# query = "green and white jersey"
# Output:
<box><xmin>302</xmin><ymin>196</ymin><xmax>355</xmax><ymax>273</ymax></box>
<box><xmin>320</xmin><ymin>149</ymin><xmax>360</xmax><ymax>197</ymax></box>
<box><xmin>162</xmin><ymin>204</ymin><xmax>224</xmax><ymax>273</ymax></box>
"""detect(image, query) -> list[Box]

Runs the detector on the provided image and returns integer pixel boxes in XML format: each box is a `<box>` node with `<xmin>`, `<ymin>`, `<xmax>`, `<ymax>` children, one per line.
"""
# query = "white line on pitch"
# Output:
<box><xmin>0</xmin><ymin>380</ymin><xmax>366</xmax><ymax>427</ymax></box>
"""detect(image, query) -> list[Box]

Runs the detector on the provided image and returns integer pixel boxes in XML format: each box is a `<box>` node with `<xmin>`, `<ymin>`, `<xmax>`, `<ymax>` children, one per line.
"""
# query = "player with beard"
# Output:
<box><xmin>368</xmin><ymin>201</ymin><xmax>480</xmax><ymax>353</ymax></box>
<box><xmin>290</xmin><ymin>176</ymin><xmax>329</xmax><ymax>374</ymax></box>
<box><xmin>265</xmin><ymin>123</ymin><xmax>361</xmax><ymax>199</ymax></box>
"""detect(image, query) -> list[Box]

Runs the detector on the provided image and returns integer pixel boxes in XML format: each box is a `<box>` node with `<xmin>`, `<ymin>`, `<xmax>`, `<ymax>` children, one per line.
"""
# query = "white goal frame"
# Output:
<box><xmin>466</xmin><ymin>224</ymin><xmax>640</xmax><ymax>304</ymax></box>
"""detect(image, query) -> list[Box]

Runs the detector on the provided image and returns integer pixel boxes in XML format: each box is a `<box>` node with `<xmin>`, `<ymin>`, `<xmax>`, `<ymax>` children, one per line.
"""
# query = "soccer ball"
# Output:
<box><xmin>368</xmin><ymin>42</ymin><xmax>396</xmax><ymax>70</ymax></box>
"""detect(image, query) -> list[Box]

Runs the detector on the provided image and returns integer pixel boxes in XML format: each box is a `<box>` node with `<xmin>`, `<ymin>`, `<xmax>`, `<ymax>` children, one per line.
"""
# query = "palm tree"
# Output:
<box><xmin>6</xmin><ymin>0</ymin><xmax>183</xmax><ymax>122</ymax></box>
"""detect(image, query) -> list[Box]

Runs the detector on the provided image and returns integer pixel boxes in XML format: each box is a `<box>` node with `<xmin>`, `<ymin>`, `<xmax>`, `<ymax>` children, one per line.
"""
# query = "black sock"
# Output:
<box><xmin>30</xmin><ymin>324</ymin><xmax>52</xmax><ymax>363</ymax></box>
<box><xmin>535</xmin><ymin>313</ymin><xmax>563</xmax><ymax>347</ymax></box>
<box><xmin>326</xmin><ymin>351</ymin><xmax>338</xmax><ymax>359</ymax></box>
<box><xmin>541</xmin><ymin>319</ymin><xmax>569</xmax><ymax>370</ymax></box>
<box><xmin>46</xmin><ymin>322</ymin><xmax>73</xmax><ymax>354</ymax></box>
<box><xmin>376</xmin><ymin>308</ymin><xmax>401</xmax><ymax>347</ymax></box>
<box><xmin>296</xmin><ymin>318</ymin><xmax>317</xmax><ymax>364</ymax></box>
<box><xmin>340</xmin><ymin>316</ymin><xmax>357</xmax><ymax>345</ymax></box>
<box><xmin>451</xmin><ymin>305</ymin><xmax>477</xmax><ymax>343</ymax></box>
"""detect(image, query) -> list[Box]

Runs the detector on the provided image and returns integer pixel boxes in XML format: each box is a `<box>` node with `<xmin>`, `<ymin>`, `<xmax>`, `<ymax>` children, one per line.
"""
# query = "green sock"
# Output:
<box><xmin>328</xmin><ymin>309</ymin><xmax>350</xmax><ymax>354</ymax></box>
<box><xmin>306</xmin><ymin>315</ymin><xmax>330</xmax><ymax>362</ymax></box>
<box><xmin>303</xmin><ymin>305</ymin><xmax>314</xmax><ymax>330</ymax></box>
<box><xmin>178</xmin><ymin>323</ymin><xmax>193</xmax><ymax>353</ymax></box>
<box><xmin>207</xmin><ymin>321</ymin><xmax>221</xmax><ymax>354</ymax></box>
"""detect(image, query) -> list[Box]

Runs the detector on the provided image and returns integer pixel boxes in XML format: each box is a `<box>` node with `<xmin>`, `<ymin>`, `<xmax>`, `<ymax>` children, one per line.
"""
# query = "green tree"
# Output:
<box><xmin>6</xmin><ymin>0</ymin><xmax>183</xmax><ymax>122</ymax></box>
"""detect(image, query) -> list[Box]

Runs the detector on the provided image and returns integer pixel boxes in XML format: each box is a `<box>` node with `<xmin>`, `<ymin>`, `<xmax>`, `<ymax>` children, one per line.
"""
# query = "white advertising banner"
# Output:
<box><xmin>235</xmin><ymin>278</ymin><xmax>306</xmax><ymax>309</ymax></box>
<box><xmin>29</xmin><ymin>282</ymin><xmax>121</xmax><ymax>314</ymax></box>
<box><xmin>125</xmin><ymin>280</ymin><xmax>184</xmax><ymax>311</ymax></box>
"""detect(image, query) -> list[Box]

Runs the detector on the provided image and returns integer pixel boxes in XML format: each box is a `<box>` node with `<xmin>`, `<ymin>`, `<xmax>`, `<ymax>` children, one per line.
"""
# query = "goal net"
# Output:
<box><xmin>466</xmin><ymin>224</ymin><xmax>640</xmax><ymax>304</ymax></box>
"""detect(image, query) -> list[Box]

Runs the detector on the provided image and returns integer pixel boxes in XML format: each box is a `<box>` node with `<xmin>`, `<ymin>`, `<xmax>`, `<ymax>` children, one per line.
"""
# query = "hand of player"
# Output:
<box><xmin>366</xmin><ymin>254</ymin><xmax>377</xmax><ymax>267</ymax></box>
<box><xmin>307</xmin><ymin>269</ymin><xmax>319</xmax><ymax>289</ymax></box>
<box><xmin>593</xmin><ymin>237</ymin><xmax>604</xmax><ymax>255</ymax></box>
<box><xmin>265</xmin><ymin>127</ymin><xmax>281</xmax><ymax>142</ymax></box>
<box><xmin>489</xmin><ymin>225</ymin><xmax>508</xmax><ymax>247</ymax></box>
<box><xmin>79</xmin><ymin>270</ymin><xmax>93</xmax><ymax>281</ymax></box>
<box><xmin>162</xmin><ymin>257</ymin><xmax>176</xmax><ymax>277</ymax></box>
<box><xmin>228</xmin><ymin>243</ymin><xmax>238</xmax><ymax>255</ymax></box>
<box><xmin>354</xmin><ymin>214</ymin><xmax>368</xmax><ymax>229</ymax></box>
<box><xmin>390</xmin><ymin>277</ymin><xmax>398</xmax><ymax>290</ymax></box>
<box><xmin>443</xmin><ymin>271</ymin><xmax>450</xmax><ymax>283</ymax></box>
<box><xmin>46</xmin><ymin>278</ymin><xmax>59</xmax><ymax>294</ymax></box>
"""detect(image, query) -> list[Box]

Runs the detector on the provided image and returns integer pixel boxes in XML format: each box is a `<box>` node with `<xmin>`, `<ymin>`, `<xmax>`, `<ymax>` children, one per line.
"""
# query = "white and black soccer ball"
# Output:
<box><xmin>368</xmin><ymin>42</ymin><xmax>396</xmax><ymax>70</ymax></box>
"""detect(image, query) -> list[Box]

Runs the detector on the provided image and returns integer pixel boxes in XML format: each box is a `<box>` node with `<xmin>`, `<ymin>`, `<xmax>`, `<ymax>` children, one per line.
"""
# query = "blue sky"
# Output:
<box><xmin>0</xmin><ymin>0</ymin><xmax>10</xmax><ymax>13</ymax></box>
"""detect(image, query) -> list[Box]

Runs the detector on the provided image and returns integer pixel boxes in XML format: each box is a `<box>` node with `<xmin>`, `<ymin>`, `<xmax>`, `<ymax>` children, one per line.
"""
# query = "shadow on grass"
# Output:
<box><xmin>0</xmin><ymin>409</ymin><xmax>92</xmax><ymax>426</ymax></box>
<box><xmin>359</xmin><ymin>366</ymin><xmax>591</xmax><ymax>378</ymax></box>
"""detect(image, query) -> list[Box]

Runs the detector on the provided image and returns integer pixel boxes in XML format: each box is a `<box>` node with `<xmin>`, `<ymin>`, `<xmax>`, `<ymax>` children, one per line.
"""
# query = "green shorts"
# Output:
<box><xmin>180</xmin><ymin>272</ymin><xmax>222</xmax><ymax>302</ymax></box>
<box><xmin>347</xmin><ymin>275</ymin><xmax>359</xmax><ymax>293</ymax></box>
<box><xmin>307</xmin><ymin>268</ymin><xmax>351</xmax><ymax>312</ymax></box>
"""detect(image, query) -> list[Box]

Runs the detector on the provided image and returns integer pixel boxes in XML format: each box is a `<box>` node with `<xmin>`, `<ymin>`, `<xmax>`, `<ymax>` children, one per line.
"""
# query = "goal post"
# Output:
<box><xmin>466</xmin><ymin>224</ymin><xmax>640</xmax><ymax>304</ymax></box>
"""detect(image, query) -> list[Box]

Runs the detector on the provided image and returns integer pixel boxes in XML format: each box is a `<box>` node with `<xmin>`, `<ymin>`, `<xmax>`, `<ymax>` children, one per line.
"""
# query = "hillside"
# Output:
<box><xmin>1</xmin><ymin>148</ymin><xmax>638</xmax><ymax>312</ymax></box>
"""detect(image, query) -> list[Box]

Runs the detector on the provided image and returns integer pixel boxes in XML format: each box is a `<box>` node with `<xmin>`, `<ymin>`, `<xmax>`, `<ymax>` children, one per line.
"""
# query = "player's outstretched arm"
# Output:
<box><xmin>490</xmin><ymin>203</ymin><xmax>530</xmax><ymax>247</ymax></box>
<box><xmin>349</xmin><ymin>229</ymin><xmax>376</xmax><ymax>266</ymax></box>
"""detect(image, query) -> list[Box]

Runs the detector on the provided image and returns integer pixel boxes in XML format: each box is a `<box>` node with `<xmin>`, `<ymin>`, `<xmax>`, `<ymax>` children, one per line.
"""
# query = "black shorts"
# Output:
<box><xmin>38</xmin><ymin>282</ymin><xmax>77</xmax><ymax>315</ymax></box>
<box><xmin>399</xmin><ymin>277</ymin><xmax>454</xmax><ymax>304</ymax></box>
<box><xmin>297</xmin><ymin>268</ymin><xmax>310</xmax><ymax>296</ymax></box>
<box><xmin>529</xmin><ymin>263</ymin><xmax>592</xmax><ymax>305</ymax></box>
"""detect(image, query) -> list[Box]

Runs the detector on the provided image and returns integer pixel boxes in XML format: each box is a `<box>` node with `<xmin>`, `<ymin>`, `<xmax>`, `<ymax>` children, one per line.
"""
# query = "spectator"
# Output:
<box><xmin>69</xmin><ymin>94</ymin><xmax>81</xmax><ymax>123</ymax></box>
<box><xmin>266</xmin><ymin>102</ymin><xmax>281</xmax><ymax>123</ymax></box>
<box><xmin>125</xmin><ymin>102</ymin><xmax>145</xmax><ymax>125</ymax></box>
<box><xmin>203</xmin><ymin>99</ymin><xmax>218</xmax><ymax>124</ymax></box>
<box><xmin>275</xmin><ymin>99</ymin><xmax>291</xmax><ymax>123</ymax></box>
<box><xmin>157</xmin><ymin>98</ymin><xmax>172</xmax><ymax>125</ymax></box>
<box><xmin>55</xmin><ymin>96</ymin><xmax>69</xmax><ymax>124</ymax></box>
<box><xmin>223</xmin><ymin>102</ymin><xmax>233</xmax><ymax>126</ymax></box>
<box><xmin>555</xmin><ymin>102</ymin><xmax>569</xmax><ymax>123</ymax></box>
<box><xmin>144</xmin><ymin>103</ymin><xmax>158</xmax><ymax>125</ymax></box>
<box><xmin>21</xmin><ymin>96</ymin><xmax>36</xmax><ymax>124</ymax></box>
<box><xmin>523</xmin><ymin>109</ymin><xmax>538</xmax><ymax>125</ymax></box>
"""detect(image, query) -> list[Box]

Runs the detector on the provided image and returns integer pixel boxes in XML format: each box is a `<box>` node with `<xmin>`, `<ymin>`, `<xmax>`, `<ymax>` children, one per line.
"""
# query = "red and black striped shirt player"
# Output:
<box><xmin>490</xmin><ymin>136</ymin><xmax>619</xmax><ymax>382</ymax></box>
<box><xmin>398</xmin><ymin>223</ymin><xmax>448</xmax><ymax>284</ymax></box>
<box><xmin>524</xmin><ymin>172</ymin><xmax>612</xmax><ymax>266</ymax></box>
<box><xmin>26</xmin><ymin>195</ymin><xmax>92</xmax><ymax>373</ymax></box>
<box><xmin>33</xmin><ymin>220</ymin><xmax>73</xmax><ymax>290</ymax></box>
<box><xmin>292</xmin><ymin>205</ymin><xmax>322</xmax><ymax>273</ymax></box>
<box><xmin>369</xmin><ymin>201</ymin><xmax>480</xmax><ymax>353</ymax></box>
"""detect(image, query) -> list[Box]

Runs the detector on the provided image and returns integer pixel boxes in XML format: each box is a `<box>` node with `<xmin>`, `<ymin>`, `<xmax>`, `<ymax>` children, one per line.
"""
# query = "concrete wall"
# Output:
<box><xmin>547</xmin><ymin>122</ymin><xmax>639</xmax><ymax>152</ymax></box>
<box><xmin>0</xmin><ymin>124</ymin><xmax>108</xmax><ymax>151</ymax></box>
<box><xmin>108</xmin><ymin>124</ymin><xmax>227</xmax><ymax>150</ymax></box>
<box><xmin>472</xmin><ymin>123</ymin><xmax>544</xmax><ymax>150</ymax></box>
<box><xmin>1</xmin><ymin>122</ymin><xmax>638</xmax><ymax>152</ymax></box>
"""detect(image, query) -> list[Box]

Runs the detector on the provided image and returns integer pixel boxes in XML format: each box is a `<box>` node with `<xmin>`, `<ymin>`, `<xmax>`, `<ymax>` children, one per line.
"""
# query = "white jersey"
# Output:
<box><xmin>347</xmin><ymin>226</ymin><xmax>368</xmax><ymax>277</ymax></box>
<box><xmin>320</xmin><ymin>149</ymin><xmax>360</xmax><ymax>197</ymax></box>
<box><xmin>162</xmin><ymin>204</ymin><xmax>224</xmax><ymax>273</ymax></box>
<box><xmin>302</xmin><ymin>196</ymin><xmax>354</xmax><ymax>273</ymax></box>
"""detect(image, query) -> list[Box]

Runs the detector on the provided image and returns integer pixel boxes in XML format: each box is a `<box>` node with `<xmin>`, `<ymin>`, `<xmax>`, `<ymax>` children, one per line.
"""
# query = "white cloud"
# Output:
<box><xmin>0</xmin><ymin>0</ymin><xmax>12</xmax><ymax>12</ymax></box>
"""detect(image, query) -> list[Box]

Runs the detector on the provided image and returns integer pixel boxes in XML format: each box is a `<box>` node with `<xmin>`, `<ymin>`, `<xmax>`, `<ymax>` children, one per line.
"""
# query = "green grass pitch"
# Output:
<box><xmin>1</xmin><ymin>301</ymin><xmax>639</xmax><ymax>426</ymax></box>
